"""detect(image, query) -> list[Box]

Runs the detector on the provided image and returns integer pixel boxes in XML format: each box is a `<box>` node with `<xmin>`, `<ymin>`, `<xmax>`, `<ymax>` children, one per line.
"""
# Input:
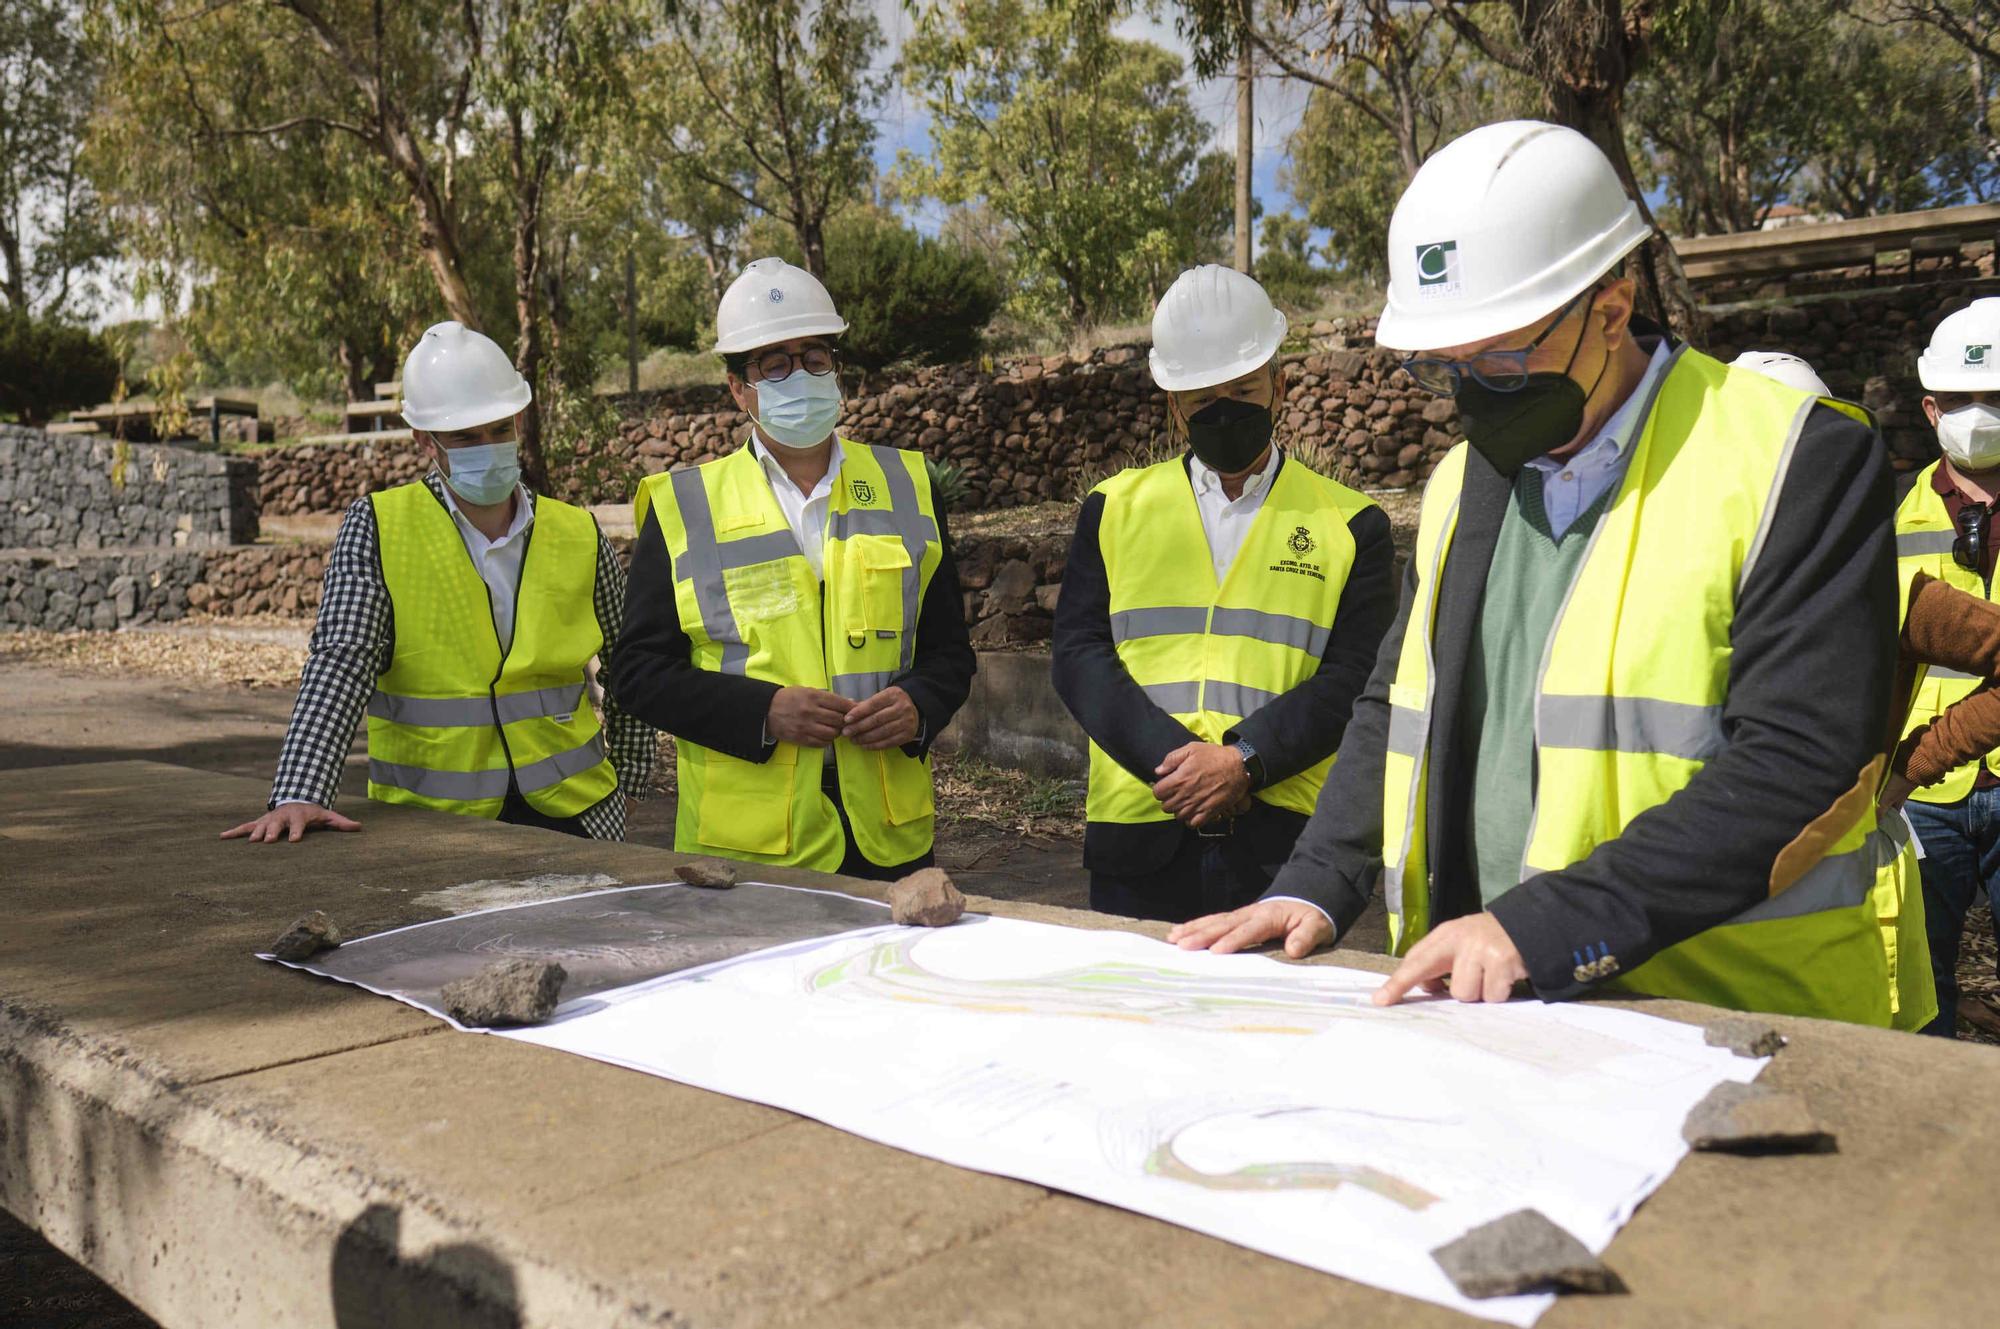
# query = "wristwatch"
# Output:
<box><xmin>1231</xmin><ymin>738</ymin><xmax>1264</xmax><ymax>789</ymax></box>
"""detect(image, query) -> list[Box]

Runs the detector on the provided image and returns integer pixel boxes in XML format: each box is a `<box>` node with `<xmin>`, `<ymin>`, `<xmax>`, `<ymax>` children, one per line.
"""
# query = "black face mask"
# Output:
<box><xmin>1185</xmin><ymin>397</ymin><xmax>1274</xmax><ymax>474</ymax></box>
<box><xmin>1452</xmin><ymin>300</ymin><xmax>1609</xmax><ymax>479</ymax></box>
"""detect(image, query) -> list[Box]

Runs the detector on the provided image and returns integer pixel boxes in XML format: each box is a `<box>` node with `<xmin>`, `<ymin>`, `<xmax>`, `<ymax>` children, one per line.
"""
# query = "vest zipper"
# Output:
<box><xmin>486</xmin><ymin>521</ymin><xmax>533</xmax><ymax>794</ymax></box>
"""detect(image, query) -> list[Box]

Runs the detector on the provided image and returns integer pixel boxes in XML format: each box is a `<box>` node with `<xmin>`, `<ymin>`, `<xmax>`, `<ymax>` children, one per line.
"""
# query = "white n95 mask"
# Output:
<box><xmin>1937</xmin><ymin>402</ymin><xmax>2000</xmax><ymax>471</ymax></box>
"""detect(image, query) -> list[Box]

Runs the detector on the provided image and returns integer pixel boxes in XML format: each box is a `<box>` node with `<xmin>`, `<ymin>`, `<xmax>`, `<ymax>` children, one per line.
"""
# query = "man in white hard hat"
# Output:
<box><xmin>612</xmin><ymin>258</ymin><xmax>974</xmax><ymax>879</ymax></box>
<box><xmin>1730</xmin><ymin>350</ymin><xmax>1833</xmax><ymax>398</ymax></box>
<box><xmin>1051</xmin><ymin>265</ymin><xmax>1394</xmax><ymax>922</ymax></box>
<box><xmin>1172</xmin><ymin>121</ymin><xmax>1914</xmax><ymax>1029</ymax></box>
<box><xmin>224</xmin><ymin>321</ymin><xmax>652</xmax><ymax>843</ymax></box>
<box><xmin>1889</xmin><ymin>296</ymin><xmax>2000</xmax><ymax>1035</ymax></box>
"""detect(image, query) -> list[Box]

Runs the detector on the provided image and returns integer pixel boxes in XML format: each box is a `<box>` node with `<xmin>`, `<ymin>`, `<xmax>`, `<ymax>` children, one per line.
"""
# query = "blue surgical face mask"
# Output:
<box><xmin>437</xmin><ymin>439</ymin><xmax>521</xmax><ymax>505</ymax></box>
<box><xmin>753</xmin><ymin>368</ymin><xmax>842</xmax><ymax>449</ymax></box>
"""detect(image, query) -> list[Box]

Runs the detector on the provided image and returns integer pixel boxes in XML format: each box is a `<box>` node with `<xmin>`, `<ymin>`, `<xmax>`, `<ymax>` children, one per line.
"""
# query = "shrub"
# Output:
<box><xmin>0</xmin><ymin>313</ymin><xmax>120</xmax><ymax>424</ymax></box>
<box><xmin>751</xmin><ymin>209</ymin><xmax>1004</xmax><ymax>371</ymax></box>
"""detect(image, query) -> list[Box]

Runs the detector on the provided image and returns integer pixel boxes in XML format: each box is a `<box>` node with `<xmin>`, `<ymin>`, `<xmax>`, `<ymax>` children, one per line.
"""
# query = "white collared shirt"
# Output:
<box><xmin>1524</xmin><ymin>338</ymin><xmax>1672</xmax><ymax>537</ymax></box>
<box><xmin>1188</xmin><ymin>444</ymin><xmax>1282</xmax><ymax>582</ymax></box>
<box><xmin>751</xmin><ymin>434</ymin><xmax>846</xmax><ymax>580</ymax></box>
<box><xmin>438</xmin><ymin>480</ymin><xmax>535</xmax><ymax>651</ymax></box>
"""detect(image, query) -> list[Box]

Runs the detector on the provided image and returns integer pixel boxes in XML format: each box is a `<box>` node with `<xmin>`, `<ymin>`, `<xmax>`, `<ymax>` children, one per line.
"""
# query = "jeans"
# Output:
<box><xmin>1904</xmin><ymin>789</ymin><xmax>2000</xmax><ymax>1037</ymax></box>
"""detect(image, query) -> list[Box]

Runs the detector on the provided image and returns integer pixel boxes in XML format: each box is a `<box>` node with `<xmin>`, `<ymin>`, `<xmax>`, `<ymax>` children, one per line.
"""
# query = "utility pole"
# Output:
<box><xmin>1234</xmin><ymin>1</ymin><xmax>1254</xmax><ymax>274</ymax></box>
<box><xmin>625</xmin><ymin>250</ymin><xmax>639</xmax><ymax>394</ymax></box>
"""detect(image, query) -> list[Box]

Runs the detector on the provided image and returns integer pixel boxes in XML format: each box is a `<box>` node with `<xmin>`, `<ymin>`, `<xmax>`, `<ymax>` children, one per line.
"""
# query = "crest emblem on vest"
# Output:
<box><xmin>1288</xmin><ymin>525</ymin><xmax>1317</xmax><ymax>554</ymax></box>
<box><xmin>1968</xmin><ymin>344</ymin><xmax>1990</xmax><ymax>367</ymax></box>
<box><xmin>850</xmin><ymin>479</ymin><xmax>876</xmax><ymax>505</ymax></box>
<box><xmin>1414</xmin><ymin>240</ymin><xmax>1460</xmax><ymax>299</ymax></box>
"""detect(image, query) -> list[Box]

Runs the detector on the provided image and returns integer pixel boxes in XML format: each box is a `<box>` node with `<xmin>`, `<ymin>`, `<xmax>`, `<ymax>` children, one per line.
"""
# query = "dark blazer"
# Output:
<box><xmin>611</xmin><ymin>476</ymin><xmax>975</xmax><ymax>765</ymax></box>
<box><xmin>1266</xmin><ymin>395</ymin><xmax>1899</xmax><ymax>1000</ymax></box>
<box><xmin>1052</xmin><ymin>452</ymin><xmax>1398</xmax><ymax>876</ymax></box>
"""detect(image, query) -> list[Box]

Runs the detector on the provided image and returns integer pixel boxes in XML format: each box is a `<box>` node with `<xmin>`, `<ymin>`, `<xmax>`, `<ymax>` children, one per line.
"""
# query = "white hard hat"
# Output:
<box><xmin>1731</xmin><ymin>350</ymin><xmax>1831</xmax><ymax>397</ymax></box>
<box><xmin>1918</xmin><ymin>297</ymin><xmax>2000</xmax><ymax>391</ymax></box>
<box><xmin>714</xmin><ymin>257</ymin><xmax>848</xmax><ymax>354</ymax></box>
<box><xmin>1376</xmin><ymin>120</ymin><xmax>1652</xmax><ymax>352</ymax></box>
<box><xmin>399</xmin><ymin>321</ymin><xmax>531</xmax><ymax>433</ymax></box>
<box><xmin>1149</xmin><ymin>265</ymin><xmax>1288</xmax><ymax>392</ymax></box>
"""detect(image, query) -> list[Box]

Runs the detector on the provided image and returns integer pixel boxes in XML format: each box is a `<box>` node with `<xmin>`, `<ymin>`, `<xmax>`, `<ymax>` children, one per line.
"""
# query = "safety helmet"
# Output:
<box><xmin>1377</xmin><ymin>120</ymin><xmax>1652</xmax><ymax>353</ymax></box>
<box><xmin>1730</xmin><ymin>351</ymin><xmax>1831</xmax><ymax>398</ymax></box>
<box><xmin>1918</xmin><ymin>298</ymin><xmax>2000</xmax><ymax>392</ymax></box>
<box><xmin>1149</xmin><ymin>265</ymin><xmax>1288</xmax><ymax>392</ymax></box>
<box><xmin>714</xmin><ymin>257</ymin><xmax>848</xmax><ymax>354</ymax></box>
<box><xmin>399</xmin><ymin>322</ymin><xmax>532</xmax><ymax>433</ymax></box>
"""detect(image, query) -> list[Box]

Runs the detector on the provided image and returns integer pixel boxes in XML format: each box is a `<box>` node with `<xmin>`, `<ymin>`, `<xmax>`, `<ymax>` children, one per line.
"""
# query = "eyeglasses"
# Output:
<box><xmin>747</xmin><ymin>345</ymin><xmax>836</xmax><ymax>383</ymax></box>
<box><xmin>1955</xmin><ymin>503</ymin><xmax>1990</xmax><ymax>573</ymax></box>
<box><xmin>1401</xmin><ymin>289</ymin><xmax>1590</xmax><ymax>395</ymax></box>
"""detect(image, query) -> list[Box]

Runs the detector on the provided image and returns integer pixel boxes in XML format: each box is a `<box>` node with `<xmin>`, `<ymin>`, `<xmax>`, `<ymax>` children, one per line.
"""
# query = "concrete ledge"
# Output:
<box><xmin>940</xmin><ymin>650</ymin><xmax>1085</xmax><ymax>778</ymax></box>
<box><xmin>3</xmin><ymin>761</ymin><xmax>1997</xmax><ymax>1327</ymax></box>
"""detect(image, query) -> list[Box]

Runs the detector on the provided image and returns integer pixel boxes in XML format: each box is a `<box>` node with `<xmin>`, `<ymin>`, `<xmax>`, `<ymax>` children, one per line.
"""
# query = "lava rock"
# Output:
<box><xmin>440</xmin><ymin>958</ymin><xmax>568</xmax><ymax>1027</ymax></box>
<box><xmin>888</xmin><ymin>867</ymin><xmax>967</xmax><ymax>927</ymax></box>
<box><xmin>1682</xmin><ymin>1081</ymin><xmax>1836</xmax><ymax>1154</ymax></box>
<box><xmin>1704</xmin><ymin>1018</ymin><xmax>1788</xmax><ymax>1059</ymax></box>
<box><xmin>1431</xmin><ymin>1209</ymin><xmax>1627</xmax><ymax>1299</ymax></box>
<box><xmin>673</xmin><ymin>859</ymin><xmax>739</xmax><ymax>890</ymax></box>
<box><xmin>270</xmin><ymin>911</ymin><xmax>341</xmax><ymax>961</ymax></box>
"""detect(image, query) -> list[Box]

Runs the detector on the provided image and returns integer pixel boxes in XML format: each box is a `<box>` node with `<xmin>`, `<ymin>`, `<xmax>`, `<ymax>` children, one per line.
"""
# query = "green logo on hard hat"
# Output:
<box><xmin>1415</xmin><ymin>241</ymin><xmax>1460</xmax><ymax>298</ymax></box>
<box><xmin>1967</xmin><ymin>344</ymin><xmax>1990</xmax><ymax>367</ymax></box>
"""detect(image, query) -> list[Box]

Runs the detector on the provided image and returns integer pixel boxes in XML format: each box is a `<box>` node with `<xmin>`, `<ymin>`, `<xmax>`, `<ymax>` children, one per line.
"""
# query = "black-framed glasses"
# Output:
<box><xmin>1400</xmin><ymin>289</ymin><xmax>1590</xmax><ymax>395</ymax></box>
<box><xmin>1955</xmin><ymin>502</ymin><xmax>1990</xmax><ymax>572</ymax></box>
<box><xmin>747</xmin><ymin>345</ymin><xmax>837</xmax><ymax>383</ymax></box>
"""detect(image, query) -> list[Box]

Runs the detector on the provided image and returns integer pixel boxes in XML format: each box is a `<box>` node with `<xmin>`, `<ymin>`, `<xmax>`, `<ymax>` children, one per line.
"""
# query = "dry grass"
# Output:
<box><xmin>952</xmin><ymin>501</ymin><xmax>1076</xmax><ymax>539</ymax></box>
<box><xmin>933</xmin><ymin>750</ymin><xmax>1085</xmax><ymax>841</ymax></box>
<box><xmin>0</xmin><ymin>623</ymin><xmax>308</xmax><ymax>691</ymax></box>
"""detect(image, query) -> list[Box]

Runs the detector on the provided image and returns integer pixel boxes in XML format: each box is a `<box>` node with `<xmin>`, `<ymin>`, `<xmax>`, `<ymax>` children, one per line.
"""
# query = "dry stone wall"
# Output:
<box><xmin>1</xmin><ymin>424</ymin><xmax>258</xmax><ymax>550</ymax></box>
<box><xmin>252</xmin><ymin>275</ymin><xmax>1998</xmax><ymax>520</ymax></box>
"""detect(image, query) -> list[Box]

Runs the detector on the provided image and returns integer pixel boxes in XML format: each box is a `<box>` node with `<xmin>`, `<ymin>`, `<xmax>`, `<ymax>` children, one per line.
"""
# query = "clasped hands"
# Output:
<box><xmin>766</xmin><ymin>684</ymin><xmax>919</xmax><ymax>750</ymax></box>
<box><xmin>1151</xmin><ymin>740</ymin><xmax>1251</xmax><ymax>829</ymax></box>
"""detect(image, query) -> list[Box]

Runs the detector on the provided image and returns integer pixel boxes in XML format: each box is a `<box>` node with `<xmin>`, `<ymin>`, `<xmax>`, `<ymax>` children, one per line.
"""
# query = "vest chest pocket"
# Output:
<box><xmin>842</xmin><ymin>535</ymin><xmax>913</xmax><ymax>635</ymax></box>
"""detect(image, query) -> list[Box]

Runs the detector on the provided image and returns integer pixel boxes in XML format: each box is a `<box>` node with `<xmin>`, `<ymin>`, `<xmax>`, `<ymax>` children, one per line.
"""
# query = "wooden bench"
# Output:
<box><xmin>344</xmin><ymin>400</ymin><xmax>405</xmax><ymax>433</ymax></box>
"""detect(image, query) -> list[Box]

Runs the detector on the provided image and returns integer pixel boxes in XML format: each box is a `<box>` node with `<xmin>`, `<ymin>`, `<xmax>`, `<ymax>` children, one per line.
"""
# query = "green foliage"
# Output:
<box><xmin>0</xmin><ymin>311</ymin><xmax>118</xmax><ymax>423</ymax></box>
<box><xmin>1</xmin><ymin>0</ymin><xmax>111</xmax><ymax>317</ymax></box>
<box><xmin>898</xmin><ymin>0</ymin><xmax>1226</xmax><ymax>329</ymax></box>
<box><xmin>738</xmin><ymin>207</ymin><xmax>1003</xmax><ymax>371</ymax></box>
<box><xmin>924</xmin><ymin>456</ymin><xmax>972</xmax><ymax>514</ymax></box>
<box><xmin>647</xmin><ymin>0</ymin><xmax>885</xmax><ymax>277</ymax></box>
<box><xmin>1255</xmin><ymin>213</ymin><xmax>1331</xmax><ymax>310</ymax></box>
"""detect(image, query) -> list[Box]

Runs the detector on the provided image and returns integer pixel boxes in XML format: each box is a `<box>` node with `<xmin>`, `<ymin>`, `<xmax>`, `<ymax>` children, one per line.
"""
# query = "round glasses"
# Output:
<box><xmin>1400</xmin><ymin>289</ymin><xmax>1589</xmax><ymax>395</ymax></box>
<box><xmin>747</xmin><ymin>345</ymin><xmax>837</xmax><ymax>382</ymax></box>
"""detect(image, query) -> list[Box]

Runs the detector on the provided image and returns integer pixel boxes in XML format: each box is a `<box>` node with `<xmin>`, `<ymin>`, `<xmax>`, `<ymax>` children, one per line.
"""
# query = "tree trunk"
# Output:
<box><xmin>336</xmin><ymin>337</ymin><xmax>369</xmax><ymax>404</ymax></box>
<box><xmin>1234</xmin><ymin>3</ymin><xmax>1254</xmax><ymax>273</ymax></box>
<box><xmin>510</xmin><ymin>135</ymin><xmax>549</xmax><ymax>493</ymax></box>
<box><xmin>799</xmin><ymin>214</ymin><xmax>828</xmax><ymax>280</ymax></box>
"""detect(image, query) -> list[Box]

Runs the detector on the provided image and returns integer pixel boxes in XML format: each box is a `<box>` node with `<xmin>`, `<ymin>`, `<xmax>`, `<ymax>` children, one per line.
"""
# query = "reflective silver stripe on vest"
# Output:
<box><xmin>514</xmin><ymin>733</ymin><xmax>609</xmax><ymax>794</ymax></box>
<box><xmin>868</xmin><ymin>446</ymin><xmax>938</xmax><ymax>673</ymax></box>
<box><xmin>1140</xmin><ymin>679</ymin><xmax>1277</xmax><ymax>717</ymax></box>
<box><xmin>1536</xmin><ymin>694</ymin><xmax>1727</xmax><ymax>764</ymax></box>
<box><xmin>1210</xmin><ymin>607</ymin><xmax>1331</xmax><ymax>657</ymax></box>
<box><xmin>1734</xmin><ymin>814</ymin><xmax>1906</xmax><ymax>924</ymax></box>
<box><xmin>1928</xmin><ymin>665</ymin><xmax>1981</xmax><ymax>682</ymax></box>
<box><xmin>831</xmin><ymin>670</ymin><xmax>895</xmax><ymax>701</ymax></box>
<box><xmin>1111</xmin><ymin>606</ymin><xmax>1210</xmax><ymax>642</ymax></box>
<box><xmin>1386</xmin><ymin>703</ymin><xmax>1426</xmax><ymax>758</ymax></box>
<box><xmin>827</xmin><ymin>508</ymin><xmax>903</xmax><ymax>540</ymax></box>
<box><xmin>671</xmin><ymin>467</ymin><xmax>752</xmax><ymax>675</ymax></box>
<box><xmin>368</xmin><ymin>684</ymin><xmax>586</xmax><ymax>728</ymax></box>
<box><xmin>715</xmin><ymin>529</ymin><xmax>801</xmax><ymax>570</ymax></box>
<box><xmin>368</xmin><ymin>760</ymin><xmax>511</xmax><ymax>802</ymax></box>
<box><xmin>1142</xmin><ymin>681</ymin><xmax>1204</xmax><ymax>712</ymax></box>
<box><xmin>1897</xmin><ymin>530</ymin><xmax>1956</xmax><ymax>558</ymax></box>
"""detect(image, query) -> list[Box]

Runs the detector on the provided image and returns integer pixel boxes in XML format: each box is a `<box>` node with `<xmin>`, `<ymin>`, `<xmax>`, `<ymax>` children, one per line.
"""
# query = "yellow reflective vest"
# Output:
<box><xmin>1895</xmin><ymin>465</ymin><xmax>2000</xmax><ymax>802</ymax></box>
<box><xmin>366</xmin><ymin>482</ymin><xmax>617</xmax><ymax>821</ymax></box>
<box><xmin>1087</xmin><ymin>454</ymin><xmax>1377</xmax><ymax>822</ymax></box>
<box><xmin>1382</xmin><ymin>349</ymin><xmax>1911</xmax><ymax>1027</ymax></box>
<box><xmin>637</xmin><ymin>439</ymin><xmax>942</xmax><ymax>871</ymax></box>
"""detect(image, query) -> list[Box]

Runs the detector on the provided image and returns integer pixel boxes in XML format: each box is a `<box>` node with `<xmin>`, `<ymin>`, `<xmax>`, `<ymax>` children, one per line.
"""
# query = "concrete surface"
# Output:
<box><xmin>3</xmin><ymin>761</ymin><xmax>1996</xmax><ymax>1328</ymax></box>
<box><xmin>937</xmin><ymin>650</ymin><xmax>1087</xmax><ymax>779</ymax></box>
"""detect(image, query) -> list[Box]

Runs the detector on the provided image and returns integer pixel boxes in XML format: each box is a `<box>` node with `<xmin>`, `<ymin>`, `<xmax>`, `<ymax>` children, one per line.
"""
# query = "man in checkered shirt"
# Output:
<box><xmin>223</xmin><ymin>323</ymin><xmax>653</xmax><ymax>844</ymax></box>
